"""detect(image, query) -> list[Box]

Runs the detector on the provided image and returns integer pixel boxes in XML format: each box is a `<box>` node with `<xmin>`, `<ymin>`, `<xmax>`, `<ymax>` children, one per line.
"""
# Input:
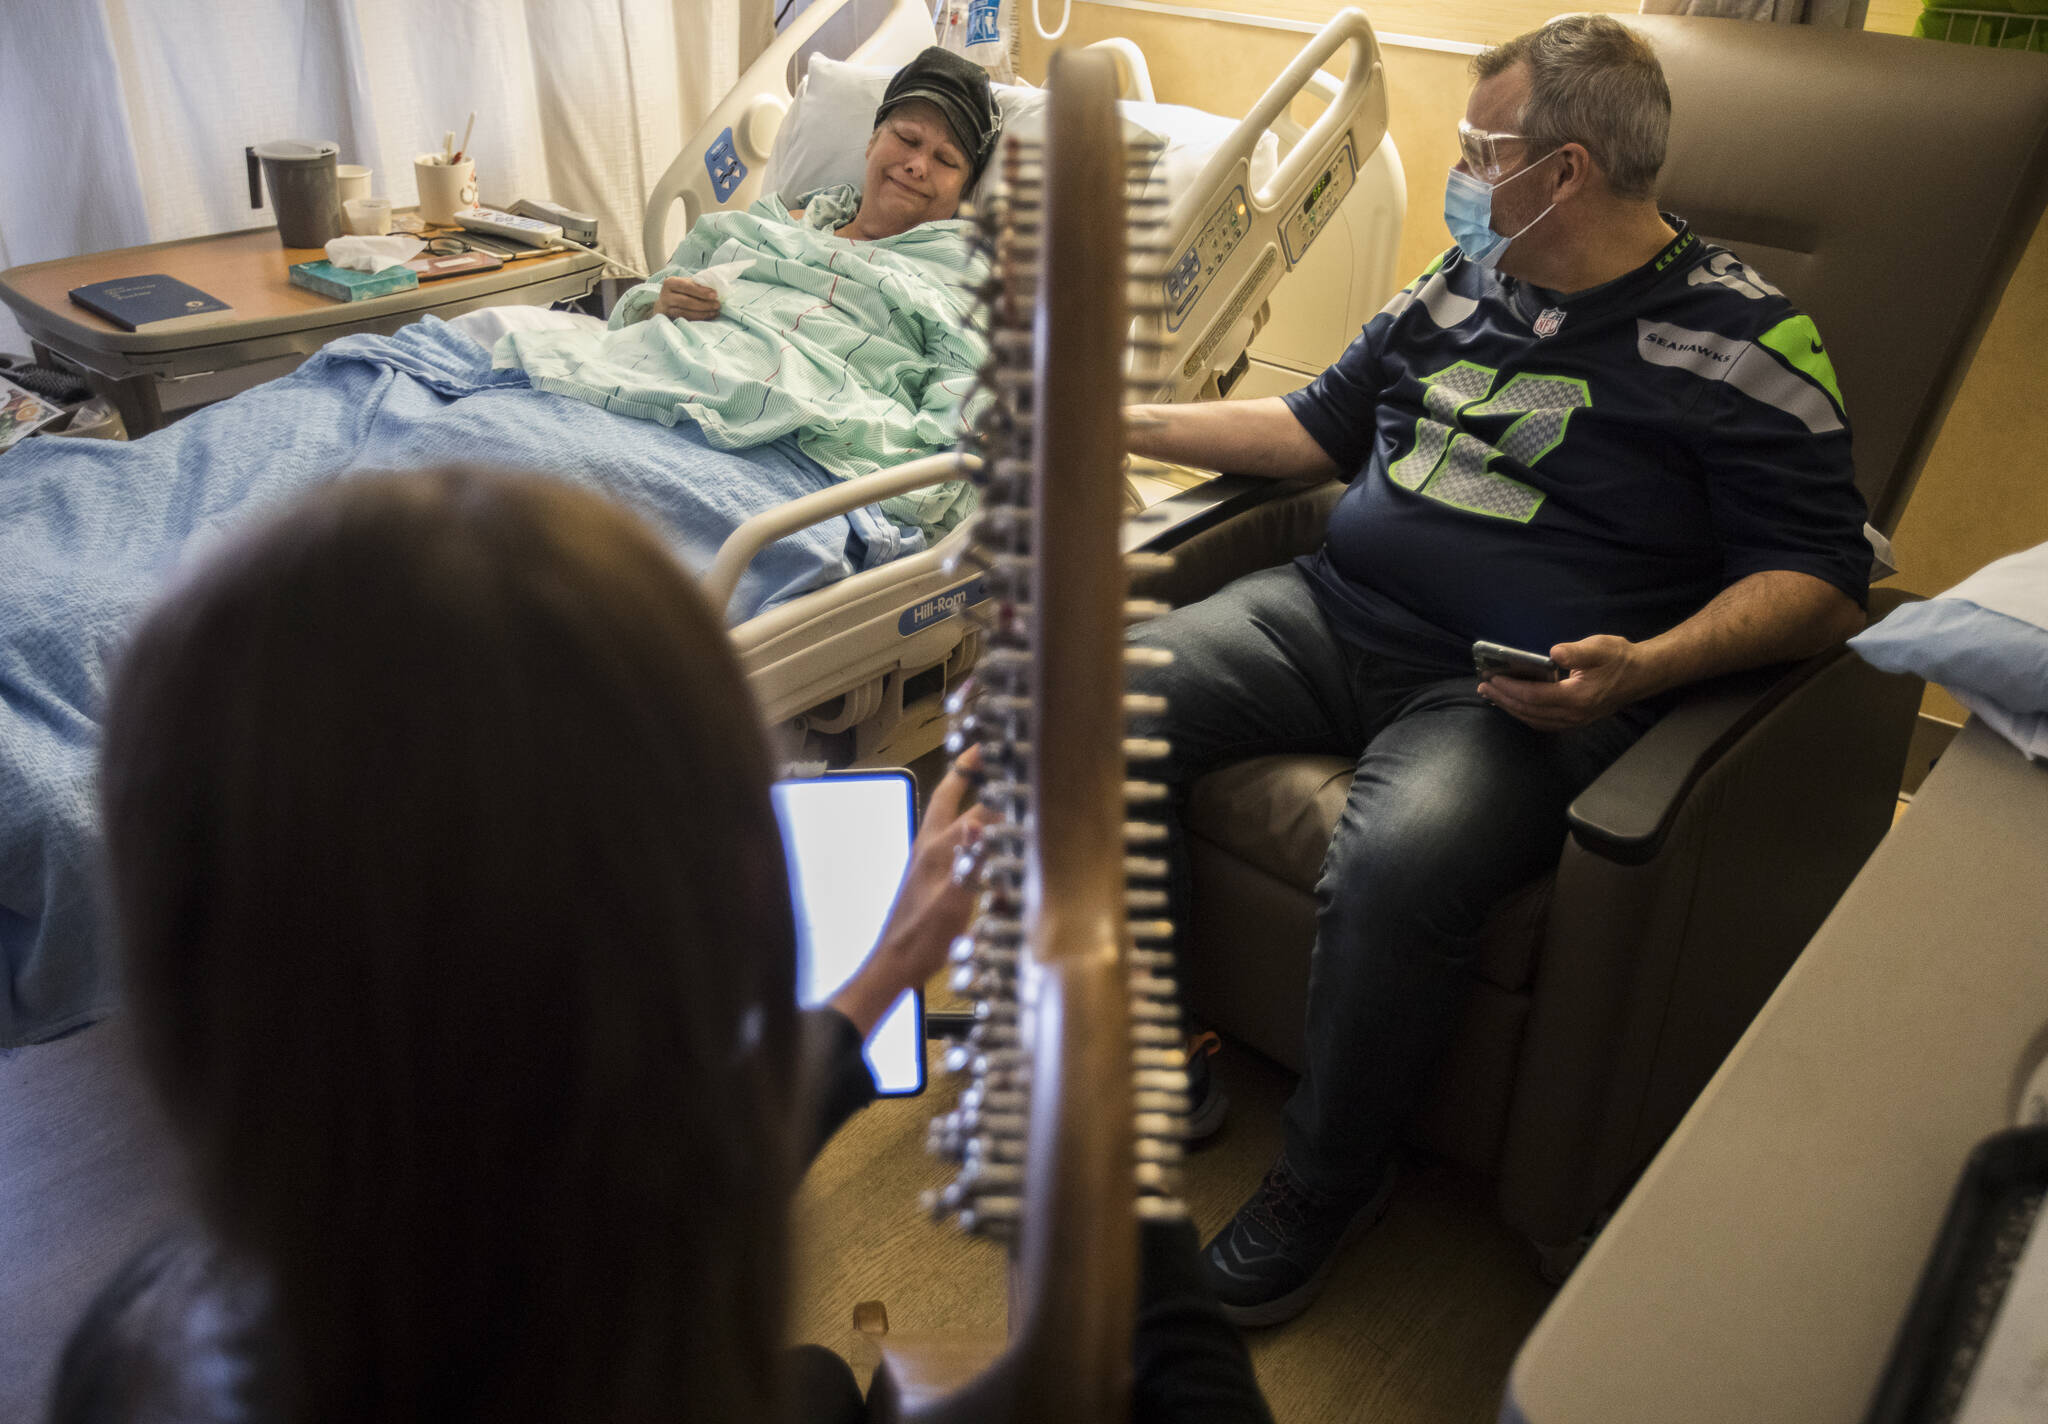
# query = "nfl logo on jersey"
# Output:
<box><xmin>1534</xmin><ymin>307</ymin><xmax>1566</xmax><ymax>338</ymax></box>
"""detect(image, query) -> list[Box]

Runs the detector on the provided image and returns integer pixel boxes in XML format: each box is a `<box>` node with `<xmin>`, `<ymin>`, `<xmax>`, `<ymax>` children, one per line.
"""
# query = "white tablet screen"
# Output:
<box><xmin>771</xmin><ymin>773</ymin><xmax>924</xmax><ymax>1095</ymax></box>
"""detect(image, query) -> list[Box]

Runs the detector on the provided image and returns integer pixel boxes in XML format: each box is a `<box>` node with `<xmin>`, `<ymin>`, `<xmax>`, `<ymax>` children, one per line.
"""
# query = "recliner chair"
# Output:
<box><xmin>1133</xmin><ymin>17</ymin><xmax>2048</xmax><ymax>1274</ymax></box>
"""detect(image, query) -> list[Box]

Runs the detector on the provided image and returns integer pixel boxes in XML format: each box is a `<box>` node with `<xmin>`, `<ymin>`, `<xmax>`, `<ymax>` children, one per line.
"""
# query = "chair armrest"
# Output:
<box><xmin>1566</xmin><ymin>587</ymin><xmax>1923</xmax><ymax>865</ymax></box>
<box><xmin>1127</xmin><ymin>478</ymin><xmax>1341</xmax><ymax>610</ymax></box>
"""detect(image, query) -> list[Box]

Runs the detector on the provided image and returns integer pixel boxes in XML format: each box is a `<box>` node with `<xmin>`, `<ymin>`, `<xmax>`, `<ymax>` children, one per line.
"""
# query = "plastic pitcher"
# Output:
<box><xmin>246</xmin><ymin>140</ymin><xmax>343</xmax><ymax>248</ymax></box>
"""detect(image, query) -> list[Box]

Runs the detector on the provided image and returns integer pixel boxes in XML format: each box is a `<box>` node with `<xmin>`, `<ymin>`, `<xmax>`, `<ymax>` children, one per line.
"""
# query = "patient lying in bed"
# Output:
<box><xmin>500</xmin><ymin>44</ymin><xmax>1000</xmax><ymax>533</ymax></box>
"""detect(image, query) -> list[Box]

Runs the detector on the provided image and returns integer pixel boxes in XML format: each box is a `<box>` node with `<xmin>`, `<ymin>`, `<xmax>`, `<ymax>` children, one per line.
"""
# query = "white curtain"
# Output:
<box><xmin>0</xmin><ymin>0</ymin><xmax>774</xmax><ymax>357</ymax></box>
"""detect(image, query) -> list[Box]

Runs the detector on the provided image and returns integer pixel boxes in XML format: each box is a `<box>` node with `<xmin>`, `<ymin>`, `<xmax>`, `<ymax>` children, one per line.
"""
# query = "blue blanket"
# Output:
<box><xmin>0</xmin><ymin>317</ymin><xmax>925</xmax><ymax>1045</ymax></box>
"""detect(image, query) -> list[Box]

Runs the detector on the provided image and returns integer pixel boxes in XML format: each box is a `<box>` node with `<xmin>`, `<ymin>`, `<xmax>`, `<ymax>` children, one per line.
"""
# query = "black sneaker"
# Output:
<box><xmin>1184</xmin><ymin>1031</ymin><xmax>1229</xmax><ymax>1144</ymax></box>
<box><xmin>1201</xmin><ymin>1155</ymin><xmax>1397</xmax><ymax>1327</ymax></box>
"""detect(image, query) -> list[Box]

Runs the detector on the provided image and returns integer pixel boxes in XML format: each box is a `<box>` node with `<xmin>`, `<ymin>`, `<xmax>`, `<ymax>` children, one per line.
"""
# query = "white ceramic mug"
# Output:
<box><xmin>413</xmin><ymin>155</ymin><xmax>477</xmax><ymax>226</ymax></box>
<box><xmin>336</xmin><ymin>164</ymin><xmax>372</xmax><ymax>206</ymax></box>
<box><xmin>344</xmin><ymin>196</ymin><xmax>393</xmax><ymax>236</ymax></box>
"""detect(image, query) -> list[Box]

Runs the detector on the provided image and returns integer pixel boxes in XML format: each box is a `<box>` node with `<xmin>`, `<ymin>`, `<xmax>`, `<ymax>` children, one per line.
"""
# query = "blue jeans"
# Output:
<box><xmin>1129</xmin><ymin>566</ymin><xmax>1644</xmax><ymax>1197</ymax></box>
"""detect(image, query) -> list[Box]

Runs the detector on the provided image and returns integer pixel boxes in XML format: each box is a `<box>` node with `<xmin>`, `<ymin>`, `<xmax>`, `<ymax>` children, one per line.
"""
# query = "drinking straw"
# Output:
<box><xmin>451</xmin><ymin>112</ymin><xmax>477</xmax><ymax>165</ymax></box>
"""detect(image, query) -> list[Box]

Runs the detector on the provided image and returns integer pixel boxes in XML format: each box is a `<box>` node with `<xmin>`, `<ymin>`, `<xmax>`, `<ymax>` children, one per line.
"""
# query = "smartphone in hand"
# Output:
<box><xmin>1473</xmin><ymin>640</ymin><xmax>1563</xmax><ymax>682</ymax></box>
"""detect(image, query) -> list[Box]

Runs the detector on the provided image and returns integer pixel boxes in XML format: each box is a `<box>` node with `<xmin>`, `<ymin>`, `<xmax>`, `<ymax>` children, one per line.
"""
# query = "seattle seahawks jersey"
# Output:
<box><xmin>1283</xmin><ymin>221</ymin><xmax>1870</xmax><ymax>672</ymax></box>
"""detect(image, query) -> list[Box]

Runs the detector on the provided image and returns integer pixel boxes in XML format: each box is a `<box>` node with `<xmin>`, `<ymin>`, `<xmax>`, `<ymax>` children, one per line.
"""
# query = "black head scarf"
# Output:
<box><xmin>874</xmin><ymin>46</ymin><xmax>1003</xmax><ymax>190</ymax></box>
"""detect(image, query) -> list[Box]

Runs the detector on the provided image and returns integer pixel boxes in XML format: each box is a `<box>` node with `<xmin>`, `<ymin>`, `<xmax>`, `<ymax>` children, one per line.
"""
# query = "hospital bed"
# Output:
<box><xmin>662</xmin><ymin>0</ymin><xmax>1405</xmax><ymax>765</ymax></box>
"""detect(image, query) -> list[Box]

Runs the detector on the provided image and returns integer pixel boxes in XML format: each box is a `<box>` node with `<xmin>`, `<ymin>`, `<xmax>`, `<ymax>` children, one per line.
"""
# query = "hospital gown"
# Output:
<box><xmin>500</xmin><ymin>186</ymin><xmax>987</xmax><ymax>533</ymax></box>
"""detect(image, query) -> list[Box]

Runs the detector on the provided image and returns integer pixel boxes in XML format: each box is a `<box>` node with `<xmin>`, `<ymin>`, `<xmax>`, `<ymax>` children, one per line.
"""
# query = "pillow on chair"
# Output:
<box><xmin>1850</xmin><ymin>539</ymin><xmax>2048</xmax><ymax>759</ymax></box>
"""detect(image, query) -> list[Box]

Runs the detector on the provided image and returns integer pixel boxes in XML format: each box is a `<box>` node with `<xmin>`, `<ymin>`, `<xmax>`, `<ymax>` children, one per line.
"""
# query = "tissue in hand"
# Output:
<box><xmin>691</xmin><ymin>260</ymin><xmax>754</xmax><ymax>300</ymax></box>
<box><xmin>324</xmin><ymin>235</ymin><xmax>426</xmax><ymax>272</ymax></box>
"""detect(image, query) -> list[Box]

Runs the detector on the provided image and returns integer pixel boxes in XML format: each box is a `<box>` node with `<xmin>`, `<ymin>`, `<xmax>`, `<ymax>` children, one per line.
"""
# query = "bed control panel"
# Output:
<box><xmin>705</xmin><ymin>127</ymin><xmax>747</xmax><ymax>204</ymax></box>
<box><xmin>1279</xmin><ymin>136</ymin><xmax>1357</xmax><ymax>267</ymax></box>
<box><xmin>1163</xmin><ymin>184</ymin><xmax>1250</xmax><ymax>332</ymax></box>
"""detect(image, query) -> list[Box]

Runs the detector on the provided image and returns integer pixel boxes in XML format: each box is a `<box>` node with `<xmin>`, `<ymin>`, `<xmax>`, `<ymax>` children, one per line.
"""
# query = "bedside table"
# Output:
<box><xmin>0</xmin><ymin>225</ymin><xmax>605</xmax><ymax>435</ymax></box>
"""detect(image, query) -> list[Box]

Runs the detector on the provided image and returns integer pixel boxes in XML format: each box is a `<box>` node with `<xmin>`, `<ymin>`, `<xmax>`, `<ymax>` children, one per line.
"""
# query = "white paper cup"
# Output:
<box><xmin>413</xmin><ymin>155</ymin><xmax>477</xmax><ymax>226</ymax></box>
<box><xmin>336</xmin><ymin>164</ymin><xmax>372</xmax><ymax>205</ymax></box>
<box><xmin>344</xmin><ymin>196</ymin><xmax>393</xmax><ymax>236</ymax></box>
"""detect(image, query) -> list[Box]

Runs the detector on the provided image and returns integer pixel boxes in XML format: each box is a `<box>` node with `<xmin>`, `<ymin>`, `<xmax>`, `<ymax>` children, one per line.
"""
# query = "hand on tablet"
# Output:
<box><xmin>829</xmin><ymin>748</ymin><xmax>993</xmax><ymax>1037</ymax></box>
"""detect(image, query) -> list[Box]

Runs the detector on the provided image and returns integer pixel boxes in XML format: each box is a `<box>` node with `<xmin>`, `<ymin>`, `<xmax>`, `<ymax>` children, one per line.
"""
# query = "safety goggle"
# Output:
<box><xmin>1456</xmin><ymin>120</ymin><xmax>1532</xmax><ymax>183</ymax></box>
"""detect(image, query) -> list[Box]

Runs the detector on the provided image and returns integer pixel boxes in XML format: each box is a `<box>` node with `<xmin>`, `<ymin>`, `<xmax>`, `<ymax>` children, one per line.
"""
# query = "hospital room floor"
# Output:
<box><xmin>791</xmin><ymin>1033</ymin><xmax>1554</xmax><ymax>1423</ymax></box>
<box><xmin>3</xmin><ymin>1015</ymin><xmax>1546</xmax><ymax>1421</ymax></box>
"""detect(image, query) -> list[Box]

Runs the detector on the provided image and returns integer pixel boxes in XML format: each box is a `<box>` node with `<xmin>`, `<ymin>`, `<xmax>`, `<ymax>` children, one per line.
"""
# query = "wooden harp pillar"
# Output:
<box><xmin>870</xmin><ymin>44</ymin><xmax>1189</xmax><ymax>1424</ymax></box>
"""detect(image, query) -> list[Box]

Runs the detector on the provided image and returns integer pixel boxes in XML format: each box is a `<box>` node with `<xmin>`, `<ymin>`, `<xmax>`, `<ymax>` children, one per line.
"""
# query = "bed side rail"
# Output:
<box><xmin>1270</xmin><ymin>71</ymin><xmax>1405</xmax><ymax>321</ymax></box>
<box><xmin>640</xmin><ymin>0</ymin><xmax>935</xmax><ymax>272</ymax></box>
<box><xmin>703</xmin><ymin>452</ymin><xmax>980</xmax><ymax>615</ymax></box>
<box><xmin>1142</xmin><ymin>8</ymin><xmax>1390</xmax><ymax>403</ymax></box>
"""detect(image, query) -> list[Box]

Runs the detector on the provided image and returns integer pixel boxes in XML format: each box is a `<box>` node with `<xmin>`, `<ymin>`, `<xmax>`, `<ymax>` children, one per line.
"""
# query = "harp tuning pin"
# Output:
<box><xmin>1133</xmin><ymin>1090</ymin><xmax>1188</xmax><ymax>1115</ymax></box>
<box><xmin>1136</xmin><ymin>1196</ymin><xmax>1191</xmax><ymax>1223</ymax></box>
<box><xmin>950</xmin><ymin>842</ymin><xmax>986</xmax><ymax>886</ymax></box>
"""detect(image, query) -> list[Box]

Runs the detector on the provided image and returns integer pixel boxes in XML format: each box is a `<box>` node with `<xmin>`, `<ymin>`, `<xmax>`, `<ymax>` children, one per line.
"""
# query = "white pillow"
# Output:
<box><xmin>1850</xmin><ymin>539</ymin><xmax>2048</xmax><ymax>760</ymax></box>
<box><xmin>1117</xmin><ymin>98</ymin><xmax>1281</xmax><ymax>206</ymax></box>
<box><xmin>760</xmin><ymin>56</ymin><xmax>1277</xmax><ymax>208</ymax></box>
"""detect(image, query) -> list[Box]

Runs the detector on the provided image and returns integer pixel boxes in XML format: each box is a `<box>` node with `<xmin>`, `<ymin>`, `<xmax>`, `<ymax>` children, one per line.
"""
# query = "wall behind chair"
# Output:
<box><xmin>1021</xmin><ymin>3</ymin><xmax>2048</xmax><ymax>729</ymax></box>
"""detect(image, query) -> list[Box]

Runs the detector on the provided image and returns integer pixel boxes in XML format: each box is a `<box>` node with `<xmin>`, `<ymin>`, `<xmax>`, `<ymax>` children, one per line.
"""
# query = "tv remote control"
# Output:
<box><xmin>455</xmin><ymin>206</ymin><xmax>563</xmax><ymax>246</ymax></box>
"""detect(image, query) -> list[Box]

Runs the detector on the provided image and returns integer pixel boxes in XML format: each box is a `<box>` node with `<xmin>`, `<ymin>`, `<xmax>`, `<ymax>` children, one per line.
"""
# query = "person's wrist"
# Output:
<box><xmin>1125</xmin><ymin>404</ymin><xmax>1171</xmax><ymax>460</ymax></box>
<box><xmin>831</xmin><ymin>931</ymin><xmax>928</xmax><ymax>1037</ymax></box>
<box><xmin>828</xmin><ymin>971</ymin><xmax>889</xmax><ymax>1038</ymax></box>
<box><xmin>1612</xmin><ymin>637</ymin><xmax>1672</xmax><ymax>705</ymax></box>
<box><xmin>869</xmin><ymin>923</ymin><xmax>936</xmax><ymax>996</ymax></box>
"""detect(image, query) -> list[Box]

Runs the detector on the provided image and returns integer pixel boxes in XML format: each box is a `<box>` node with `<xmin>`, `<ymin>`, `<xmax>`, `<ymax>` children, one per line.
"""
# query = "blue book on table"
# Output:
<box><xmin>68</xmin><ymin>275</ymin><xmax>231</xmax><ymax>331</ymax></box>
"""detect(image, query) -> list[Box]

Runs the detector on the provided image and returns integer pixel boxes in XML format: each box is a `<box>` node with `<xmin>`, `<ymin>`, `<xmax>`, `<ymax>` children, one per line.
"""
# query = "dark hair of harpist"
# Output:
<box><xmin>99</xmin><ymin>468</ymin><xmax>799</xmax><ymax>1423</ymax></box>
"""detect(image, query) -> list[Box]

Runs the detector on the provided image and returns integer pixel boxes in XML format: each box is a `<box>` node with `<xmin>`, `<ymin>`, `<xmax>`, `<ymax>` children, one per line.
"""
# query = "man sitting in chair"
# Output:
<box><xmin>1123</xmin><ymin>14</ymin><xmax>1871</xmax><ymax>1326</ymax></box>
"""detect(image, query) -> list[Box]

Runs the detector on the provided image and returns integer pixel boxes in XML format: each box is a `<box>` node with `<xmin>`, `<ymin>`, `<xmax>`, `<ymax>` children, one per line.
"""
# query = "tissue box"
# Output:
<box><xmin>288</xmin><ymin>260</ymin><xmax>420</xmax><ymax>302</ymax></box>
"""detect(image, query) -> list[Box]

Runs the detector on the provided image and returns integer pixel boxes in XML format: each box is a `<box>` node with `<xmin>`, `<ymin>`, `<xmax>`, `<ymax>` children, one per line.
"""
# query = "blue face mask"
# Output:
<box><xmin>1443</xmin><ymin>151</ymin><xmax>1559</xmax><ymax>268</ymax></box>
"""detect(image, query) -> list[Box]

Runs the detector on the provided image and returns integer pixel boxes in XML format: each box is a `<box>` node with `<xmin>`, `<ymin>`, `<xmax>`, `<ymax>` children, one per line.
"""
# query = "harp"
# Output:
<box><xmin>864</xmin><ymin>46</ymin><xmax>1188</xmax><ymax>1424</ymax></box>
